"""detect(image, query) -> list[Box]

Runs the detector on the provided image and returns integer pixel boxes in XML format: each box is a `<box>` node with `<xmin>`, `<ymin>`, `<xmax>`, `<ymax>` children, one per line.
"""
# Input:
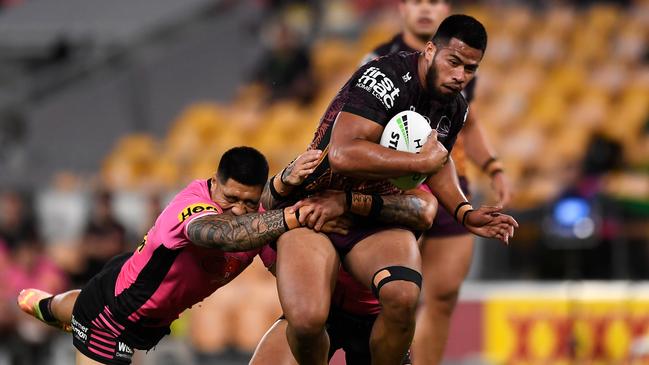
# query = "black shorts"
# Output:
<box><xmin>72</xmin><ymin>253</ymin><xmax>170</xmax><ymax>365</ymax></box>
<box><xmin>424</xmin><ymin>176</ymin><xmax>471</xmax><ymax>238</ymax></box>
<box><xmin>326</xmin><ymin>308</ymin><xmax>411</xmax><ymax>365</ymax></box>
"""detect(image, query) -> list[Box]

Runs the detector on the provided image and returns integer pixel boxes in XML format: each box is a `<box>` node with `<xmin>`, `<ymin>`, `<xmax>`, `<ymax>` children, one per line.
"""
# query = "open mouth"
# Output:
<box><xmin>417</xmin><ymin>18</ymin><xmax>434</xmax><ymax>26</ymax></box>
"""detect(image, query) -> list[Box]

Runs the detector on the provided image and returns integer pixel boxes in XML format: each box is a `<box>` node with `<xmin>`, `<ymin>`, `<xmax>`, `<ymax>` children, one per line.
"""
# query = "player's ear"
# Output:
<box><xmin>423</xmin><ymin>41</ymin><xmax>436</xmax><ymax>62</ymax></box>
<box><xmin>213</xmin><ymin>173</ymin><xmax>223</xmax><ymax>189</ymax></box>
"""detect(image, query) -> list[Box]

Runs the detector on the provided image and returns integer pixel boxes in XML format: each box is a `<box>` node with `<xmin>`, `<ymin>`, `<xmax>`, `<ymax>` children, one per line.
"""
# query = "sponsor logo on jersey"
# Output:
<box><xmin>356</xmin><ymin>66</ymin><xmax>400</xmax><ymax>110</ymax></box>
<box><xmin>136</xmin><ymin>234</ymin><xmax>147</xmax><ymax>253</ymax></box>
<box><xmin>118</xmin><ymin>342</ymin><xmax>133</xmax><ymax>354</ymax></box>
<box><xmin>178</xmin><ymin>203</ymin><xmax>219</xmax><ymax>222</ymax></box>
<box><xmin>402</xmin><ymin>72</ymin><xmax>411</xmax><ymax>83</ymax></box>
<box><xmin>71</xmin><ymin>315</ymin><xmax>88</xmax><ymax>341</ymax></box>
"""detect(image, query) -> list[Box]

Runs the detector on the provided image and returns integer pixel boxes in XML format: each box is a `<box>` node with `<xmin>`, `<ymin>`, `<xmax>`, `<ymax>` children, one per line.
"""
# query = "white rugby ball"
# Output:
<box><xmin>379</xmin><ymin>110</ymin><xmax>433</xmax><ymax>190</ymax></box>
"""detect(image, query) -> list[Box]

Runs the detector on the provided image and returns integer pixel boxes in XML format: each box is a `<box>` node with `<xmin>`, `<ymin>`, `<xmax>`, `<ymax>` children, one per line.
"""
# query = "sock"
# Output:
<box><xmin>37</xmin><ymin>296</ymin><xmax>57</xmax><ymax>323</ymax></box>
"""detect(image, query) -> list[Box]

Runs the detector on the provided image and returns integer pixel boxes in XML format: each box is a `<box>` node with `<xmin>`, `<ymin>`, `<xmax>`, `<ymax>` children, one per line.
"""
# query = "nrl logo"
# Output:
<box><xmin>435</xmin><ymin>116</ymin><xmax>451</xmax><ymax>139</ymax></box>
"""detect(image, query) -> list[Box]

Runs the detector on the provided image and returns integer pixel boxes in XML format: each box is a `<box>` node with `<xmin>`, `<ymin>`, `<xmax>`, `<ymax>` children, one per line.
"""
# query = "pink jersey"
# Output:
<box><xmin>114</xmin><ymin>179</ymin><xmax>260</xmax><ymax>326</ymax></box>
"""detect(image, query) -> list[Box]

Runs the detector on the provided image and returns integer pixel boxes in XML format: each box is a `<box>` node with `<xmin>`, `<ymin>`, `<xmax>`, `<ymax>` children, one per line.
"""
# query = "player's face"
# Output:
<box><xmin>424</xmin><ymin>38</ymin><xmax>482</xmax><ymax>101</ymax></box>
<box><xmin>400</xmin><ymin>0</ymin><xmax>450</xmax><ymax>40</ymax></box>
<box><xmin>212</xmin><ymin>177</ymin><xmax>262</xmax><ymax>216</ymax></box>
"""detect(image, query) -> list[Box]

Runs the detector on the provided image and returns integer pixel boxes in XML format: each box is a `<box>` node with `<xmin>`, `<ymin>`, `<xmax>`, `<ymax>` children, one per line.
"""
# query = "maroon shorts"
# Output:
<box><xmin>327</xmin><ymin>223</ymin><xmax>413</xmax><ymax>257</ymax></box>
<box><xmin>424</xmin><ymin>176</ymin><xmax>471</xmax><ymax>238</ymax></box>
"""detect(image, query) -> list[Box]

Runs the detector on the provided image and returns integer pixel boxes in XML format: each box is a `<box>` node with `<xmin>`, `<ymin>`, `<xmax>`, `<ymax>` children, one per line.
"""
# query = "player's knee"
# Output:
<box><xmin>380</xmin><ymin>282</ymin><xmax>420</xmax><ymax>313</ymax></box>
<box><xmin>372</xmin><ymin>266</ymin><xmax>422</xmax><ymax>323</ymax></box>
<box><xmin>286</xmin><ymin>305</ymin><xmax>328</xmax><ymax>338</ymax></box>
<box><xmin>423</xmin><ymin>274</ymin><xmax>463</xmax><ymax>313</ymax></box>
<box><xmin>426</xmin><ymin>287</ymin><xmax>460</xmax><ymax>315</ymax></box>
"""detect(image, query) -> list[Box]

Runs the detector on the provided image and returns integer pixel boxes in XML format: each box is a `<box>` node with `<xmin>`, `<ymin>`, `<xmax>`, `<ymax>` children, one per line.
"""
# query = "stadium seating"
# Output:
<box><xmin>100</xmin><ymin>2</ymin><xmax>649</xmax><ymax>212</ymax></box>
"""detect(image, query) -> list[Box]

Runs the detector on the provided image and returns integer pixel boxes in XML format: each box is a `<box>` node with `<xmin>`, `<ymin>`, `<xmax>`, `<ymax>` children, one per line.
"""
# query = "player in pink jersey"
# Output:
<box><xmin>16</xmin><ymin>146</ymin><xmax>352</xmax><ymax>365</ymax></box>
<box><xmin>18</xmin><ymin>146</ymin><xmax>441</xmax><ymax>365</ymax></box>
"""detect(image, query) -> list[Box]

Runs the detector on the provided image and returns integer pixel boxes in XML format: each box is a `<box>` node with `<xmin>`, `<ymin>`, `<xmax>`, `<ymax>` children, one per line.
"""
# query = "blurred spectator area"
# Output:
<box><xmin>99</xmin><ymin>2</ymin><xmax>649</xmax><ymax>204</ymax></box>
<box><xmin>0</xmin><ymin>0</ymin><xmax>263</xmax><ymax>188</ymax></box>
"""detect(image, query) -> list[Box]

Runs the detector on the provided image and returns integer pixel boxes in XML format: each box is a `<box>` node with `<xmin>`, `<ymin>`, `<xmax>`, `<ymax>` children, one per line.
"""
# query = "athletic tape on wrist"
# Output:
<box><xmin>269</xmin><ymin>176</ymin><xmax>284</xmax><ymax>201</ymax></box>
<box><xmin>461</xmin><ymin>209</ymin><xmax>474</xmax><ymax>226</ymax></box>
<box><xmin>294</xmin><ymin>209</ymin><xmax>301</xmax><ymax>226</ymax></box>
<box><xmin>368</xmin><ymin>194</ymin><xmax>383</xmax><ymax>219</ymax></box>
<box><xmin>282</xmin><ymin>210</ymin><xmax>290</xmax><ymax>231</ymax></box>
<box><xmin>454</xmin><ymin>201</ymin><xmax>472</xmax><ymax>222</ymax></box>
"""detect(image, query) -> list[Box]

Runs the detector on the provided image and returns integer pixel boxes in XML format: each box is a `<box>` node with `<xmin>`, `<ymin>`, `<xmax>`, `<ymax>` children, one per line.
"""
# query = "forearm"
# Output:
<box><xmin>187</xmin><ymin>209</ymin><xmax>299</xmax><ymax>252</ymax></box>
<box><xmin>462</xmin><ymin>108</ymin><xmax>498</xmax><ymax>169</ymax></box>
<box><xmin>348</xmin><ymin>190</ymin><xmax>436</xmax><ymax>231</ymax></box>
<box><xmin>329</xmin><ymin>140</ymin><xmax>438</xmax><ymax>179</ymax></box>
<box><xmin>260</xmin><ymin>174</ymin><xmax>294</xmax><ymax>210</ymax></box>
<box><xmin>425</xmin><ymin>158</ymin><xmax>469</xmax><ymax>216</ymax></box>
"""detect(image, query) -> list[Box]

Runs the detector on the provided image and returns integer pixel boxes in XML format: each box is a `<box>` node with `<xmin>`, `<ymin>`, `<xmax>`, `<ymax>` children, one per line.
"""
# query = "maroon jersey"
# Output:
<box><xmin>294</xmin><ymin>51</ymin><xmax>468</xmax><ymax>198</ymax></box>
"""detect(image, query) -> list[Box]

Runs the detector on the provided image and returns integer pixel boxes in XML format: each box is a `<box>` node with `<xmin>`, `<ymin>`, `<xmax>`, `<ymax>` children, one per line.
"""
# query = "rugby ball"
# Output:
<box><xmin>379</xmin><ymin>110</ymin><xmax>433</xmax><ymax>190</ymax></box>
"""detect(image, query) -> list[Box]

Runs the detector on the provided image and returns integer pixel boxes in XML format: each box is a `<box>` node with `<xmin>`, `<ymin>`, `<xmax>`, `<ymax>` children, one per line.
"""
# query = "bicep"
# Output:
<box><xmin>330</xmin><ymin>112</ymin><xmax>384</xmax><ymax>148</ymax></box>
<box><xmin>185</xmin><ymin>214</ymin><xmax>230</xmax><ymax>247</ymax></box>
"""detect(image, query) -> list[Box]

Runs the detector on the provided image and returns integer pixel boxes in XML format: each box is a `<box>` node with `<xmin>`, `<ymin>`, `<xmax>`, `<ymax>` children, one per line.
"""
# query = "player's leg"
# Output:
<box><xmin>412</xmin><ymin>233</ymin><xmax>473</xmax><ymax>365</ymax></box>
<box><xmin>17</xmin><ymin>288</ymin><xmax>80</xmax><ymax>331</ymax></box>
<box><xmin>276</xmin><ymin>228</ymin><xmax>339</xmax><ymax>365</ymax></box>
<box><xmin>249</xmin><ymin>319</ymin><xmax>298</xmax><ymax>365</ymax></box>
<box><xmin>344</xmin><ymin>228</ymin><xmax>422</xmax><ymax>365</ymax></box>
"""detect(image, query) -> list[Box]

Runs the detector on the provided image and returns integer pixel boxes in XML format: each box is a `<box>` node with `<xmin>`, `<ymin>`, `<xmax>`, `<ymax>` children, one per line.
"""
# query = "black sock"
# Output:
<box><xmin>38</xmin><ymin>296</ymin><xmax>57</xmax><ymax>322</ymax></box>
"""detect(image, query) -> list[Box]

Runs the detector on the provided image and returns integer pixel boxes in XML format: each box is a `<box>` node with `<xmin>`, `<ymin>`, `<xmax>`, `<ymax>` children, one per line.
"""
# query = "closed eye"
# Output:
<box><xmin>224</xmin><ymin>194</ymin><xmax>238</xmax><ymax>203</ymax></box>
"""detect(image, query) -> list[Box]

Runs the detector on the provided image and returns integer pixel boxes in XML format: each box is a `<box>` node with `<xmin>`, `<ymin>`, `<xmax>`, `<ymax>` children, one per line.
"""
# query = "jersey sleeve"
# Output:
<box><xmin>155</xmin><ymin>197</ymin><xmax>222</xmax><ymax>250</ymax></box>
<box><xmin>341</xmin><ymin>59</ymin><xmax>407</xmax><ymax>127</ymax></box>
<box><xmin>181</xmin><ymin>201</ymin><xmax>223</xmax><ymax>241</ymax></box>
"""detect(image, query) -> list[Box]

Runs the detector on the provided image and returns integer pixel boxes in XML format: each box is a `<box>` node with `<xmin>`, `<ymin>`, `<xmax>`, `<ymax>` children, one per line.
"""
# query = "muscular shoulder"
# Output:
<box><xmin>344</xmin><ymin>52</ymin><xmax>416</xmax><ymax>120</ymax></box>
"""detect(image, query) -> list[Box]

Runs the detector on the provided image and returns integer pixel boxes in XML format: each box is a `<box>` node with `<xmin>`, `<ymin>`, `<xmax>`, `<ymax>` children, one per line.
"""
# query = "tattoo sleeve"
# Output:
<box><xmin>187</xmin><ymin>210</ymin><xmax>287</xmax><ymax>251</ymax></box>
<box><xmin>260</xmin><ymin>179</ymin><xmax>279</xmax><ymax>210</ymax></box>
<box><xmin>378</xmin><ymin>194</ymin><xmax>431</xmax><ymax>231</ymax></box>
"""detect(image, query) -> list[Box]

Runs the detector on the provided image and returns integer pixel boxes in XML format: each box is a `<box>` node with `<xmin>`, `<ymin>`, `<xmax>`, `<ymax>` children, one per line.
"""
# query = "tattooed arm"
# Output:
<box><xmin>293</xmin><ymin>188</ymin><xmax>437</xmax><ymax>232</ymax></box>
<box><xmin>260</xmin><ymin>150</ymin><xmax>322</xmax><ymax>209</ymax></box>
<box><xmin>187</xmin><ymin>208</ymin><xmax>298</xmax><ymax>252</ymax></box>
<box><xmin>373</xmin><ymin>189</ymin><xmax>437</xmax><ymax>231</ymax></box>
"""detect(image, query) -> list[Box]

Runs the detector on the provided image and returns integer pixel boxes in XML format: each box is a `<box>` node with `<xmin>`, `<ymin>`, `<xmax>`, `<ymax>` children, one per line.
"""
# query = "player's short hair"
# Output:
<box><xmin>432</xmin><ymin>14</ymin><xmax>487</xmax><ymax>53</ymax></box>
<box><xmin>217</xmin><ymin>146</ymin><xmax>269</xmax><ymax>187</ymax></box>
